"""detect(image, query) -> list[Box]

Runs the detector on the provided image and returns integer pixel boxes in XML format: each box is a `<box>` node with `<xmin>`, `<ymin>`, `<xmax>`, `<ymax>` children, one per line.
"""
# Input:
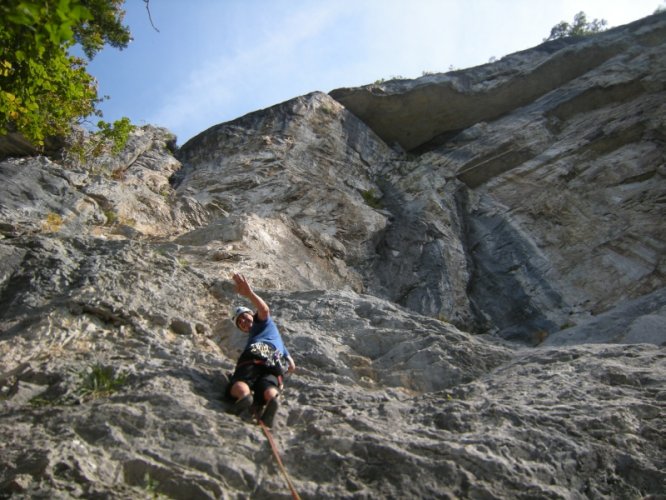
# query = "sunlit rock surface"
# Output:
<box><xmin>1</xmin><ymin>12</ymin><xmax>665</xmax><ymax>499</ymax></box>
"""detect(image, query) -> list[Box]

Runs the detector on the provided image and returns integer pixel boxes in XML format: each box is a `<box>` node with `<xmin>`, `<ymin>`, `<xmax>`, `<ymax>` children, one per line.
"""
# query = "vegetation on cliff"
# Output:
<box><xmin>0</xmin><ymin>0</ymin><xmax>131</xmax><ymax>147</ymax></box>
<box><xmin>545</xmin><ymin>11</ymin><xmax>608</xmax><ymax>41</ymax></box>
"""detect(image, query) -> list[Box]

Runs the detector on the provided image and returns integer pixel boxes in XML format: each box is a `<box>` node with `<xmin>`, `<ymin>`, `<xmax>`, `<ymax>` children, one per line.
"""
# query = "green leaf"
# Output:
<box><xmin>1</xmin><ymin>0</ymin><xmax>131</xmax><ymax>145</ymax></box>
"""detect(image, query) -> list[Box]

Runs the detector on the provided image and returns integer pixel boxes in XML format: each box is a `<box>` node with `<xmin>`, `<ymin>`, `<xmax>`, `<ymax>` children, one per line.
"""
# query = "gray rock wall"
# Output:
<box><xmin>332</xmin><ymin>12</ymin><xmax>666</xmax><ymax>342</ymax></box>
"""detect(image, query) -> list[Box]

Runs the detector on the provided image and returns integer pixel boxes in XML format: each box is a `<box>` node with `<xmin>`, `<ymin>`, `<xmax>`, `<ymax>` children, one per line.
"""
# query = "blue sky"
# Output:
<box><xmin>85</xmin><ymin>0</ymin><xmax>663</xmax><ymax>144</ymax></box>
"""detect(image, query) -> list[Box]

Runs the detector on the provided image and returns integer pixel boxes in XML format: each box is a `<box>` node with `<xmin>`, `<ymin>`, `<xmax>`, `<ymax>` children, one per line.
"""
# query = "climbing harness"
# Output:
<box><xmin>258</xmin><ymin>418</ymin><xmax>301</xmax><ymax>500</ymax></box>
<box><xmin>235</xmin><ymin>358</ymin><xmax>285</xmax><ymax>388</ymax></box>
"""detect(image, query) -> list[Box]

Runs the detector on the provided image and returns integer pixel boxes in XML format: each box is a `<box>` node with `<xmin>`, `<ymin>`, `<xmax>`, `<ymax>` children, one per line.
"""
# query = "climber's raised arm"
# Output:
<box><xmin>232</xmin><ymin>273</ymin><xmax>270</xmax><ymax>320</ymax></box>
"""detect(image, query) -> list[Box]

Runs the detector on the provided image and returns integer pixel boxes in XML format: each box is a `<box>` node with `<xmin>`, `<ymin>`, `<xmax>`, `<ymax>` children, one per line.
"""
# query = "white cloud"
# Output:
<box><xmin>148</xmin><ymin>3</ymin><xmax>345</xmax><ymax>140</ymax></box>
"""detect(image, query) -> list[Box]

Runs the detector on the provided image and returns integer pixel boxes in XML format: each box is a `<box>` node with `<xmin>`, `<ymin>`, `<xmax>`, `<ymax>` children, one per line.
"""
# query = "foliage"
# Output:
<box><xmin>96</xmin><ymin>116</ymin><xmax>135</xmax><ymax>153</ymax></box>
<box><xmin>103</xmin><ymin>209</ymin><xmax>117</xmax><ymax>225</ymax></box>
<box><xmin>545</xmin><ymin>11</ymin><xmax>608</xmax><ymax>41</ymax></box>
<box><xmin>29</xmin><ymin>395</ymin><xmax>55</xmax><ymax>407</ymax></box>
<box><xmin>65</xmin><ymin>118</ymin><xmax>136</xmax><ymax>170</ymax></box>
<box><xmin>77</xmin><ymin>363</ymin><xmax>127</xmax><ymax>398</ymax></box>
<box><xmin>73</xmin><ymin>0</ymin><xmax>132</xmax><ymax>59</ymax></box>
<box><xmin>144</xmin><ymin>473</ymin><xmax>161</xmax><ymax>498</ymax></box>
<box><xmin>374</xmin><ymin>75</ymin><xmax>409</xmax><ymax>84</ymax></box>
<box><xmin>0</xmin><ymin>0</ymin><xmax>130</xmax><ymax>146</ymax></box>
<box><xmin>319</xmin><ymin>103</ymin><xmax>337</xmax><ymax>117</ymax></box>
<box><xmin>560</xmin><ymin>320</ymin><xmax>576</xmax><ymax>330</ymax></box>
<box><xmin>361</xmin><ymin>189</ymin><xmax>383</xmax><ymax>209</ymax></box>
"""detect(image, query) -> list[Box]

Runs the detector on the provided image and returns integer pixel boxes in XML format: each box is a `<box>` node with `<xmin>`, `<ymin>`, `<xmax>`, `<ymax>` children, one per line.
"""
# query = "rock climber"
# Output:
<box><xmin>227</xmin><ymin>273</ymin><xmax>296</xmax><ymax>427</ymax></box>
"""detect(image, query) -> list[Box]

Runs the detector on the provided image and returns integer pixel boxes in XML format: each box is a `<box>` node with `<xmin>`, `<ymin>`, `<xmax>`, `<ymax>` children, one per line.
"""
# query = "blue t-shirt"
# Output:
<box><xmin>246</xmin><ymin>314</ymin><xmax>290</xmax><ymax>358</ymax></box>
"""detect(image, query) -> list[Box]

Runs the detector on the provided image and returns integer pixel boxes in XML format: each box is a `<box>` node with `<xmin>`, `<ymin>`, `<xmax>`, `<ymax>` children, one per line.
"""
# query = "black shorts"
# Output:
<box><xmin>228</xmin><ymin>362</ymin><xmax>280</xmax><ymax>405</ymax></box>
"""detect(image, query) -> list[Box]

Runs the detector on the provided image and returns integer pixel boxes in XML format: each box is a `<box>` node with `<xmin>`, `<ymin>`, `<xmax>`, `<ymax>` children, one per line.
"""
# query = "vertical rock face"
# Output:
<box><xmin>332</xmin><ymin>12</ymin><xmax>666</xmax><ymax>342</ymax></box>
<box><xmin>174</xmin><ymin>92</ymin><xmax>395</xmax><ymax>293</ymax></box>
<box><xmin>0</xmin><ymin>13</ymin><xmax>665</xmax><ymax>500</ymax></box>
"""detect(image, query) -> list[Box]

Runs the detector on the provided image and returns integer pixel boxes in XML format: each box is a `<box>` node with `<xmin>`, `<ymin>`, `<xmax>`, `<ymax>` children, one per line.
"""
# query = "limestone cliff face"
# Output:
<box><xmin>175</xmin><ymin>93</ymin><xmax>395</xmax><ymax>293</ymax></box>
<box><xmin>0</xmin><ymin>13</ymin><xmax>665</xmax><ymax>500</ymax></box>
<box><xmin>332</xmin><ymin>12</ymin><xmax>666</xmax><ymax>342</ymax></box>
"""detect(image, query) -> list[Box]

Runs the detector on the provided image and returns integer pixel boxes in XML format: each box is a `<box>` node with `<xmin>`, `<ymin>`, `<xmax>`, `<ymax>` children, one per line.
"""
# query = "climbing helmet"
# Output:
<box><xmin>232</xmin><ymin>306</ymin><xmax>253</xmax><ymax>327</ymax></box>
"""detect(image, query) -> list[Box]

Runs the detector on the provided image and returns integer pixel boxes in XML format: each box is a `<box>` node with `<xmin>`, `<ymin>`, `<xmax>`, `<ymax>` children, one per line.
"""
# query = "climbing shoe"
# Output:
<box><xmin>230</xmin><ymin>395</ymin><xmax>253</xmax><ymax>417</ymax></box>
<box><xmin>260</xmin><ymin>398</ymin><xmax>279</xmax><ymax>428</ymax></box>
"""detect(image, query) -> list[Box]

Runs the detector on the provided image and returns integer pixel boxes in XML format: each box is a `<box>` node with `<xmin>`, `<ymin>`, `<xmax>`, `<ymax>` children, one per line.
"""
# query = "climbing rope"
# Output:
<box><xmin>258</xmin><ymin>419</ymin><xmax>301</xmax><ymax>500</ymax></box>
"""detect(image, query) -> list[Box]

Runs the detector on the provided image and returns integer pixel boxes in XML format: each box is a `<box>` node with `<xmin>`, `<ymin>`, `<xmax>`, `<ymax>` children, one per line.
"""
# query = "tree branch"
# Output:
<box><xmin>143</xmin><ymin>0</ymin><xmax>160</xmax><ymax>33</ymax></box>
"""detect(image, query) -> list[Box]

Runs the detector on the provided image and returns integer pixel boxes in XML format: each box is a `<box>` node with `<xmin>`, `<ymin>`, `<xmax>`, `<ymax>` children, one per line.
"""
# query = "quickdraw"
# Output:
<box><xmin>246</xmin><ymin>343</ymin><xmax>289</xmax><ymax>375</ymax></box>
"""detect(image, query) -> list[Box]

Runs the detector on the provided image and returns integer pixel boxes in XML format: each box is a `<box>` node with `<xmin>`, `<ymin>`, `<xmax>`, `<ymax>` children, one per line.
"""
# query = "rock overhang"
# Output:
<box><xmin>329</xmin><ymin>12</ymin><xmax>666</xmax><ymax>152</ymax></box>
